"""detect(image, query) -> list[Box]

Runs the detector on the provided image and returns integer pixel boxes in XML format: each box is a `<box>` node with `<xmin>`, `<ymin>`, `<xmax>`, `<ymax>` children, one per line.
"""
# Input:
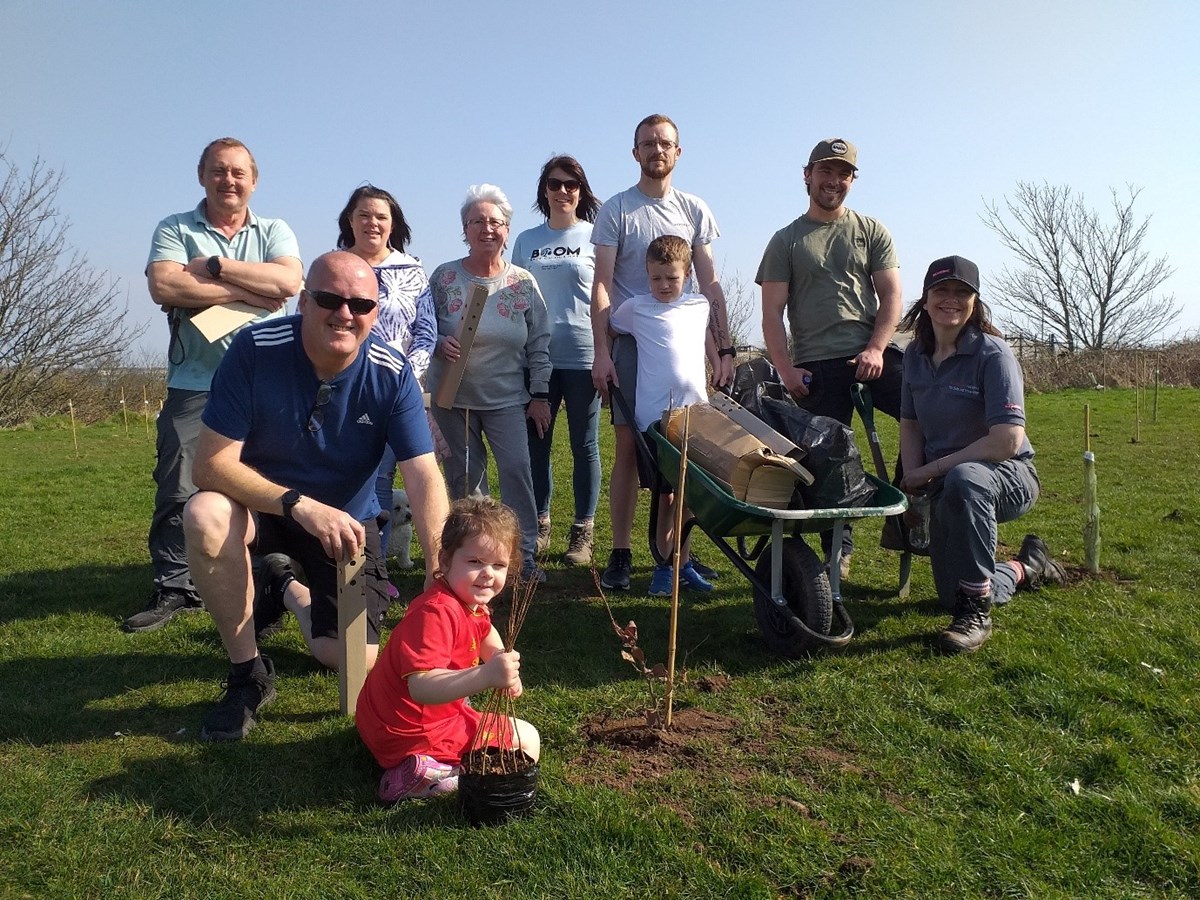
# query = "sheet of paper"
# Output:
<box><xmin>189</xmin><ymin>301</ymin><xmax>263</xmax><ymax>342</ymax></box>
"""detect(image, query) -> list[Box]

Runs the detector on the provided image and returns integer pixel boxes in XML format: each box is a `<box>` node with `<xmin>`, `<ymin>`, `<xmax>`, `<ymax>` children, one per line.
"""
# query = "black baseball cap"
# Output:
<box><xmin>922</xmin><ymin>255</ymin><xmax>980</xmax><ymax>294</ymax></box>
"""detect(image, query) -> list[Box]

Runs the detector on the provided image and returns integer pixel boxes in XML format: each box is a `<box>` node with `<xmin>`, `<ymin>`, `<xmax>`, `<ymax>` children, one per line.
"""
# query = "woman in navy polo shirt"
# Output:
<box><xmin>898</xmin><ymin>255</ymin><xmax>1065</xmax><ymax>653</ymax></box>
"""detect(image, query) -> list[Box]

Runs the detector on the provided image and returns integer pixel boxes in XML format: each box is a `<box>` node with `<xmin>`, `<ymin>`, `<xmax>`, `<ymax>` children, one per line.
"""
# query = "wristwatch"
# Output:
<box><xmin>718</xmin><ymin>346</ymin><xmax>736</xmax><ymax>358</ymax></box>
<box><xmin>281</xmin><ymin>489</ymin><xmax>303</xmax><ymax>520</ymax></box>
<box><xmin>206</xmin><ymin>255</ymin><xmax>223</xmax><ymax>279</ymax></box>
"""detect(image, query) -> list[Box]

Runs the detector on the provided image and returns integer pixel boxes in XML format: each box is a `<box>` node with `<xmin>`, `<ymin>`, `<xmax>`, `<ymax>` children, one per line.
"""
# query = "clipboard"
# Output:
<box><xmin>434</xmin><ymin>284</ymin><xmax>489</xmax><ymax>409</ymax></box>
<box><xmin>190</xmin><ymin>301</ymin><xmax>263</xmax><ymax>342</ymax></box>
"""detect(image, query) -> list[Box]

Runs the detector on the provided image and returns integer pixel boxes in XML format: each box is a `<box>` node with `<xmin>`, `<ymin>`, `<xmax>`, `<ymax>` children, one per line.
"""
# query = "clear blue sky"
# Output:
<box><xmin>3</xmin><ymin>0</ymin><xmax>1197</xmax><ymax>358</ymax></box>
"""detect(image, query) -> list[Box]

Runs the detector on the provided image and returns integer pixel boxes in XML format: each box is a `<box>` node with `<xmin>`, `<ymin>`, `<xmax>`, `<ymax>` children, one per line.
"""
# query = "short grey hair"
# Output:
<box><xmin>460</xmin><ymin>183</ymin><xmax>513</xmax><ymax>227</ymax></box>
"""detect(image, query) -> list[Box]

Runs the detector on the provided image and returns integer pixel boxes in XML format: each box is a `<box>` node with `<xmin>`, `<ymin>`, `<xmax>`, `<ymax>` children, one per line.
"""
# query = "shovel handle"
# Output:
<box><xmin>851</xmin><ymin>382</ymin><xmax>890</xmax><ymax>481</ymax></box>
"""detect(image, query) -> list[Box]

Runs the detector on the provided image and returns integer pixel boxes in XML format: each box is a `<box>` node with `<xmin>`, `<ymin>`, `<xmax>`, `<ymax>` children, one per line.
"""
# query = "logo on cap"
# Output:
<box><xmin>830</xmin><ymin>141</ymin><xmax>848</xmax><ymax>156</ymax></box>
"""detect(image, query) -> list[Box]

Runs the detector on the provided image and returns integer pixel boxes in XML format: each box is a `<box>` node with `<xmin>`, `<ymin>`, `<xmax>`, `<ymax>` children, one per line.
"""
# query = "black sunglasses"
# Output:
<box><xmin>546</xmin><ymin>177</ymin><xmax>580</xmax><ymax>193</ymax></box>
<box><xmin>306</xmin><ymin>288</ymin><xmax>377</xmax><ymax>316</ymax></box>
<box><xmin>308</xmin><ymin>382</ymin><xmax>333</xmax><ymax>432</ymax></box>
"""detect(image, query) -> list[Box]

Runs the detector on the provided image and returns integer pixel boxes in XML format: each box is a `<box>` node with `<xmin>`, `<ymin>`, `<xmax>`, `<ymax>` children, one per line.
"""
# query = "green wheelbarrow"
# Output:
<box><xmin>617</xmin><ymin>386</ymin><xmax>907</xmax><ymax>658</ymax></box>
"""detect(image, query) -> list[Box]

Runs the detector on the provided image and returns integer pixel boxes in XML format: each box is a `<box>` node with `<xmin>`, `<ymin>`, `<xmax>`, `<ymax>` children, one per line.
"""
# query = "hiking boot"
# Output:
<box><xmin>1015</xmin><ymin>534</ymin><xmax>1066</xmax><ymax>590</ymax></box>
<box><xmin>563</xmin><ymin>522</ymin><xmax>594</xmax><ymax>566</ymax></box>
<box><xmin>938</xmin><ymin>592</ymin><xmax>993</xmax><ymax>653</ymax></box>
<box><xmin>253</xmin><ymin>553</ymin><xmax>295</xmax><ymax>641</ymax></box>
<box><xmin>122</xmin><ymin>589</ymin><xmax>202</xmax><ymax>633</ymax></box>
<box><xmin>688</xmin><ymin>554</ymin><xmax>720</xmax><ymax>580</ymax></box>
<box><xmin>536</xmin><ymin>518</ymin><xmax>552</xmax><ymax>554</ymax></box>
<box><xmin>826</xmin><ymin>552</ymin><xmax>852</xmax><ymax>582</ymax></box>
<box><xmin>600</xmin><ymin>549</ymin><xmax>633</xmax><ymax>591</ymax></box>
<box><xmin>200</xmin><ymin>655</ymin><xmax>277</xmax><ymax>742</ymax></box>
<box><xmin>648</xmin><ymin>561</ymin><xmax>714</xmax><ymax>596</ymax></box>
<box><xmin>378</xmin><ymin>754</ymin><xmax>459</xmax><ymax>805</ymax></box>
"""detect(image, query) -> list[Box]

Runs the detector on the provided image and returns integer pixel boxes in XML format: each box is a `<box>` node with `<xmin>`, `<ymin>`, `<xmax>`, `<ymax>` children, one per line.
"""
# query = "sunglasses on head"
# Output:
<box><xmin>306</xmin><ymin>289</ymin><xmax>377</xmax><ymax>315</ymax></box>
<box><xmin>546</xmin><ymin>177</ymin><xmax>580</xmax><ymax>193</ymax></box>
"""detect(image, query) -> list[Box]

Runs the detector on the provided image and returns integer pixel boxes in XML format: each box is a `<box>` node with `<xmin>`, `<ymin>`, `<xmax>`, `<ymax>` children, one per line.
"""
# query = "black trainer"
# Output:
<box><xmin>939</xmin><ymin>592</ymin><xmax>993</xmax><ymax>653</ymax></box>
<box><xmin>253</xmin><ymin>553</ymin><xmax>295</xmax><ymax>641</ymax></box>
<box><xmin>600</xmin><ymin>548</ymin><xmax>633</xmax><ymax>591</ymax></box>
<box><xmin>1015</xmin><ymin>534</ymin><xmax>1066</xmax><ymax>590</ymax></box>
<box><xmin>200</xmin><ymin>655</ymin><xmax>277</xmax><ymax>742</ymax></box>
<box><xmin>688</xmin><ymin>554</ymin><xmax>720</xmax><ymax>581</ymax></box>
<box><xmin>122</xmin><ymin>589</ymin><xmax>202</xmax><ymax>633</ymax></box>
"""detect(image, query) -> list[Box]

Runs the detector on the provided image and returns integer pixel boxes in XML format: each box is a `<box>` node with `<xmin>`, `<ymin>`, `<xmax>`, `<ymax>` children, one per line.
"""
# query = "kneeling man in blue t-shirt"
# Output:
<box><xmin>184</xmin><ymin>251</ymin><xmax>449</xmax><ymax>742</ymax></box>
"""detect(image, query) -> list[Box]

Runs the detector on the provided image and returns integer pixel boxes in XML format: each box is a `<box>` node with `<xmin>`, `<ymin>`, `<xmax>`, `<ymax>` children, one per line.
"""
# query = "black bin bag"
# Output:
<box><xmin>727</xmin><ymin>358</ymin><xmax>874</xmax><ymax>509</ymax></box>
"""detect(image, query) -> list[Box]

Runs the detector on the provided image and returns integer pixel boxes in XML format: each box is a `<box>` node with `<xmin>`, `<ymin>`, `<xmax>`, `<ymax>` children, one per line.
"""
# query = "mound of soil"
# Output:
<box><xmin>572</xmin><ymin>706</ymin><xmax>770</xmax><ymax>787</ymax></box>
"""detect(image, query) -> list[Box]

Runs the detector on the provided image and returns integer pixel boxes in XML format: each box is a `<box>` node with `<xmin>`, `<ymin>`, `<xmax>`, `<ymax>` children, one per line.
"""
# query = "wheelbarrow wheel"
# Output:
<box><xmin>752</xmin><ymin>538</ymin><xmax>833</xmax><ymax>658</ymax></box>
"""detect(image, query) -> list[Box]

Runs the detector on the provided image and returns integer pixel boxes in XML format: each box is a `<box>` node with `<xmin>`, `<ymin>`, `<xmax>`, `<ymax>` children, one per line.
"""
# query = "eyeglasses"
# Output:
<box><xmin>636</xmin><ymin>139</ymin><xmax>677</xmax><ymax>152</ymax></box>
<box><xmin>308</xmin><ymin>382</ymin><xmax>333</xmax><ymax>432</ymax></box>
<box><xmin>306</xmin><ymin>289</ymin><xmax>377</xmax><ymax>315</ymax></box>
<box><xmin>466</xmin><ymin>217</ymin><xmax>508</xmax><ymax>230</ymax></box>
<box><xmin>546</xmin><ymin>177</ymin><xmax>580</xmax><ymax>193</ymax></box>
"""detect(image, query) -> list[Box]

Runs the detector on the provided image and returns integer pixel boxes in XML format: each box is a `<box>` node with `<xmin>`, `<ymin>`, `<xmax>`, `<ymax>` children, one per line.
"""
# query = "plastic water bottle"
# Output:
<box><xmin>908</xmin><ymin>493</ymin><xmax>931</xmax><ymax>550</ymax></box>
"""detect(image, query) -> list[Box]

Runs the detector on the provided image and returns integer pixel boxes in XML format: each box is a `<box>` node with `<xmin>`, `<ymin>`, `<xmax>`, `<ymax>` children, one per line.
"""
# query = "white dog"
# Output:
<box><xmin>386</xmin><ymin>488</ymin><xmax>414</xmax><ymax>569</ymax></box>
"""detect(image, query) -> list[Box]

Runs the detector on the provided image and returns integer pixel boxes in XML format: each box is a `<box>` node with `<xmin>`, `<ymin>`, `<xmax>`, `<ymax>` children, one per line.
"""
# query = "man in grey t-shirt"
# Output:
<box><xmin>590</xmin><ymin>113</ymin><xmax>735</xmax><ymax>592</ymax></box>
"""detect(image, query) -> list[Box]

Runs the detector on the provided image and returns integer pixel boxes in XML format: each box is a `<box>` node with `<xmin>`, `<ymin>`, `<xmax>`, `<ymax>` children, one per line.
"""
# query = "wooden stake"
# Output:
<box><xmin>69</xmin><ymin>400</ymin><xmax>79</xmax><ymax>458</ymax></box>
<box><xmin>337</xmin><ymin>548</ymin><xmax>367</xmax><ymax>715</ymax></box>
<box><xmin>143</xmin><ymin>385</ymin><xmax>151</xmax><ymax>439</ymax></box>
<box><xmin>434</xmin><ymin>284</ymin><xmax>488</xmax><ymax>409</ymax></box>
<box><xmin>665</xmin><ymin>405</ymin><xmax>690</xmax><ymax>730</ymax></box>
<box><xmin>120</xmin><ymin>387</ymin><xmax>129</xmax><ymax>437</ymax></box>
<box><xmin>1084</xmin><ymin>403</ymin><xmax>1090</xmax><ymax>454</ymax></box>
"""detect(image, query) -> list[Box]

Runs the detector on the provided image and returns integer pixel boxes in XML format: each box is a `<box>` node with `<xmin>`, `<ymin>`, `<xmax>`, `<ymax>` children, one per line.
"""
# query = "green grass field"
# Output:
<box><xmin>1</xmin><ymin>388</ymin><xmax>1197</xmax><ymax>898</ymax></box>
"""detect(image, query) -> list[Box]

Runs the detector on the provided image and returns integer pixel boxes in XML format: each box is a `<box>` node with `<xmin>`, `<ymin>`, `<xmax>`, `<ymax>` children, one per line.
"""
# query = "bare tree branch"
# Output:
<box><xmin>981</xmin><ymin>181</ymin><xmax>1178</xmax><ymax>351</ymax></box>
<box><xmin>0</xmin><ymin>149</ymin><xmax>147</xmax><ymax>425</ymax></box>
<box><xmin>717</xmin><ymin>266</ymin><xmax>756</xmax><ymax>348</ymax></box>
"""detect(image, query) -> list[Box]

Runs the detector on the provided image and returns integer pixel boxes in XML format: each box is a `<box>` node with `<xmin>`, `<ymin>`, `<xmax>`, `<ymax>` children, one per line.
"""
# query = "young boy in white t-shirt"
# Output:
<box><xmin>608</xmin><ymin>235</ymin><xmax>718</xmax><ymax>596</ymax></box>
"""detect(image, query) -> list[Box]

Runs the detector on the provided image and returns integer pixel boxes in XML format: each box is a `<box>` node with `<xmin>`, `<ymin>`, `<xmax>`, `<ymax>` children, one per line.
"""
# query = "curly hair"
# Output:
<box><xmin>436</xmin><ymin>497</ymin><xmax>522</xmax><ymax>578</ymax></box>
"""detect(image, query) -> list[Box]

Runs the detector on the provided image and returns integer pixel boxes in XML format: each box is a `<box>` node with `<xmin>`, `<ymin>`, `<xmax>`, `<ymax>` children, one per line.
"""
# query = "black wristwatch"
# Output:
<box><xmin>718</xmin><ymin>346</ymin><xmax>736</xmax><ymax>358</ymax></box>
<box><xmin>281</xmin><ymin>489</ymin><xmax>303</xmax><ymax>520</ymax></box>
<box><xmin>206</xmin><ymin>255</ymin><xmax>223</xmax><ymax>279</ymax></box>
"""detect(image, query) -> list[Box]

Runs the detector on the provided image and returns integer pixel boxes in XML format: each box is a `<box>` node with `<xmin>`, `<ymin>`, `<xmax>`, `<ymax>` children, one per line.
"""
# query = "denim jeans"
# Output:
<box><xmin>374</xmin><ymin>446</ymin><xmax>399</xmax><ymax>553</ymax></box>
<box><xmin>527</xmin><ymin>368</ymin><xmax>600</xmax><ymax>522</ymax></box>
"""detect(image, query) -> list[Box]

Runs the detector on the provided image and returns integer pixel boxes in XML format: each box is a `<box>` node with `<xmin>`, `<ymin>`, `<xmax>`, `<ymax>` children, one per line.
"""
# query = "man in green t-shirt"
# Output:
<box><xmin>756</xmin><ymin>138</ymin><xmax>903</xmax><ymax>576</ymax></box>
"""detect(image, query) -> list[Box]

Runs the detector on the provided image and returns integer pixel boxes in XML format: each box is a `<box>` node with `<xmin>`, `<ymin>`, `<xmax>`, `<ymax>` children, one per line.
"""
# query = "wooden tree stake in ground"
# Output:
<box><xmin>665</xmin><ymin>405</ymin><xmax>690</xmax><ymax>729</ymax></box>
<box><xmin>68</xmin><ymin>400</ymin><xmax>78</xmax><ymax>458</ymax></box>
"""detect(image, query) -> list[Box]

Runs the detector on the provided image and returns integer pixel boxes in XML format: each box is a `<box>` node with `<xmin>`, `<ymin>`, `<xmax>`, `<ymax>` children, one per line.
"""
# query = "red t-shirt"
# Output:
<box><xmin>356</xmin><ymin>581</ymin><xmax>493</xmax><ymax>767</ymax></box>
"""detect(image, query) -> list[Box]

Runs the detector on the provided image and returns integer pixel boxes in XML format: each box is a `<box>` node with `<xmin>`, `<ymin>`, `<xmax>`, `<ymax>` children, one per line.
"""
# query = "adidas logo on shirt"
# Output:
<box><xmin>357</xmin><ymin>413</ymin><xmax>373</xmax><ymax>425</ymax></box>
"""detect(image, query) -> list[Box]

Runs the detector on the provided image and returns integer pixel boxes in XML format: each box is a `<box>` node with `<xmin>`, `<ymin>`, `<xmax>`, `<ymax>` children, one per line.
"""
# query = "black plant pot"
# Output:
<box><xmin>458</xmin><ymin>749</ymin><xmax>539</xmax><ymax>826</ymax></box>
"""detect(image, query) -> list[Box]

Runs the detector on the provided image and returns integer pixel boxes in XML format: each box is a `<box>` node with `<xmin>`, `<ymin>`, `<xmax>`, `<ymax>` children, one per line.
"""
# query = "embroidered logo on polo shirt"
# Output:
<box><xmin>357</xmin><ymin>413</ymin><xmax>373</xmax><ymax>425</ymax></box>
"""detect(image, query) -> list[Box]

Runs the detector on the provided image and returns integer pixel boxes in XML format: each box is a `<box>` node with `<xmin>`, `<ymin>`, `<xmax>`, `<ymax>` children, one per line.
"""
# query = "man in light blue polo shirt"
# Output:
<box><xmin>122</xmin><ymin>138</ymin><xmax>302</xmax><ymax>633</ymax></box>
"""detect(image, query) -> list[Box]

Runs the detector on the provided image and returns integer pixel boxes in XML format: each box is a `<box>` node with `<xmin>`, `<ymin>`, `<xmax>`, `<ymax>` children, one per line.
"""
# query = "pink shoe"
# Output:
<box><xmin>386</xmin><ymin>581</ymin><xmax>400</xmax><ymax>600</ymax></box>
<box><xmin>379</xmin><ymin>754</ymin><xmax>459</xmax><ymax>804</ymax></box>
